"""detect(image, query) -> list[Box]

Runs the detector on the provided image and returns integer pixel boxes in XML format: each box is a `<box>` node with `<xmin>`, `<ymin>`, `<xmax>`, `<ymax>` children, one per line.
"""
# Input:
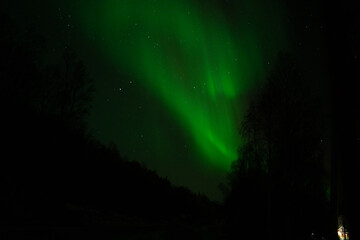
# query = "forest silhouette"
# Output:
<box><xmin>222</xmin><ymin>53</ymin><xmax>332</xmax><ymax>240</ymax></box>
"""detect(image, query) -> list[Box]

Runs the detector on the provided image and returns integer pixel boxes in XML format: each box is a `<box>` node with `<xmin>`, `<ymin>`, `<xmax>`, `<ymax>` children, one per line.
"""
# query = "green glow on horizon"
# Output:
<box><xmin>80</xmin><ymin>0</ymin><xmax>283</xmax><ymax>170</ymax></box>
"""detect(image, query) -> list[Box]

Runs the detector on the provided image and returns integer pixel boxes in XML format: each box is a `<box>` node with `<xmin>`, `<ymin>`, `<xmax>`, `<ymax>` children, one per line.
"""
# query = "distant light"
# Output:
<box><xmin>338</xmin><ymin>226</ymin><xmax>344</xmax><ymax>240</ymax></box>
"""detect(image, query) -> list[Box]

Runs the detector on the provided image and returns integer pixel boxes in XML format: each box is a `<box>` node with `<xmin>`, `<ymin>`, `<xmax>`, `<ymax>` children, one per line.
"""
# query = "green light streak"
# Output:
<box><xmin>80</xmin><ymin>0</ymin><xmax>283</xmax><ymax>170</ymax></box>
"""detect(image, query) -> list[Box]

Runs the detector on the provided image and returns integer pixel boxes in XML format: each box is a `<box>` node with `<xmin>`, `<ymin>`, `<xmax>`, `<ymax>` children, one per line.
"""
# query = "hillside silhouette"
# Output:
<box><xmin>0</xmin><ymin>16</ymin><xmax>222</xmax><ymax>240</ymax></box>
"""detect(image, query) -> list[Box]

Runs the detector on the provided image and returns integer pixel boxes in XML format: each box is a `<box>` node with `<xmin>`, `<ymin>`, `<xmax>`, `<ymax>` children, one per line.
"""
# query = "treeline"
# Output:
<box><xmin>0</xmin><ymin>14</ymin><xmax>219</xmax><ymax>230</ymax></box>
<box><xmin>222</xmin><ymin>54</ymin><xmax>332</xmax><ymax>240</ymax></box>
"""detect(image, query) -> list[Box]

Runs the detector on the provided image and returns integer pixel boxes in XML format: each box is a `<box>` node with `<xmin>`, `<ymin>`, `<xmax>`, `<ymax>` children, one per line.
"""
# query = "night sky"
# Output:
<box><xmin>81</xmin><ymin>0</ymin><xmax>286</xmax><ymax>201</ymax></box>
<box><xmin>3</xmin><ymin>0</ymin><xmax>351</xmax><ymax>201</ymax></box>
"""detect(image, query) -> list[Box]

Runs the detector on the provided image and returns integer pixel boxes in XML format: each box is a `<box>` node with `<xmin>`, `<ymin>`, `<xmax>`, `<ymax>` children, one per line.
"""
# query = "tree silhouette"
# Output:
<box><xmin>0</xmin><ymin>15</ymin><xmax>94</xmax><ymax>130</ymax></box>
<box><xmin>32</xmin><ymin>47</ymin><xmax>94</xmax><ymax>129</ymax></box>
<box><xmin>224</xmin><ymin>53</ymin><xmax>331</xmax><ymax>240</ymax></box>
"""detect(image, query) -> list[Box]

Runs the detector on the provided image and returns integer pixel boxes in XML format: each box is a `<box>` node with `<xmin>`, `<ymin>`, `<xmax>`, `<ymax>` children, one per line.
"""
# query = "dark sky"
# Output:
<box><xmin>3</xmin><ymin>0</ymin><xmax>358</xmax><ymax>201</ymax></box>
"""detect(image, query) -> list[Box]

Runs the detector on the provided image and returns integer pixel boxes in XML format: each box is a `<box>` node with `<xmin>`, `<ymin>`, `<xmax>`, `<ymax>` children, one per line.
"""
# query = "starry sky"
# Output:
<box><xmin>3</xmin><ymin>0</ymin><xmax>336</xmax><ymax>201</ymax></box>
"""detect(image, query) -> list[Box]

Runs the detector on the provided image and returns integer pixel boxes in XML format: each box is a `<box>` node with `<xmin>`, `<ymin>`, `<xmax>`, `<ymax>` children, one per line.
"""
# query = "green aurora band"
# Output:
<box><xmin>81</xmin><ymin>0</ymin><xmax>285</xmax><ymax>170</ymax></box>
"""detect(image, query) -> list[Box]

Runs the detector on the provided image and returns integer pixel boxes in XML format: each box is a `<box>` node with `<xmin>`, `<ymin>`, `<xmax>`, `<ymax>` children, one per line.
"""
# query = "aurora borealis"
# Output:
<box><xmin>81</xmin><ymin>0</ymin><xmax>284</xmax><ymax>162</ymax></box>
<box><xmin>2</xmin><ymin>0</ymin><xmax>358</xmax><ymax>236</ymax></box>
<box><xmin>2</xmin><ymin>0</ymin><xmax>287</xmax><ymax>200</ymax></box>
<box><xmin>77</xmin><ymin>0</ymin><xmax>286</xmax><ymax>199</ymax></box>
<box><xmin>83</xmin><ymin>0</ymin><xmax>246</xmax><ymax>168</ymax></box>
